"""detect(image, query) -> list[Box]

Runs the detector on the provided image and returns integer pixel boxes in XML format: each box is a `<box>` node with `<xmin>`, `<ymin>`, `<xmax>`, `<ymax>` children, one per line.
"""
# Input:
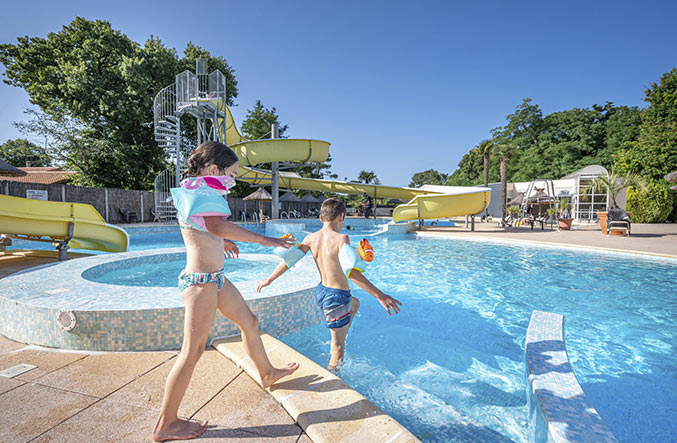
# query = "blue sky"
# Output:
<box><xmin>1</xmin><ymin>0</ymin><xmax>676</xmax><ymax>186</ymax></box>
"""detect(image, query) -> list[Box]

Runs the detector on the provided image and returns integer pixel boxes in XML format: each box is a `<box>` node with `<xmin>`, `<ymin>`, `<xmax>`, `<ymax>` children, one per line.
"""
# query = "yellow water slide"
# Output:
<box><xmin>216</xmin><ymin>105</ymin><xmax>491</xmax><ymax>220</ymax></box>
<box><xmin>0</xmin><ymin>195</ymin><xmax>128</xmax><ymax>253</ymax></box>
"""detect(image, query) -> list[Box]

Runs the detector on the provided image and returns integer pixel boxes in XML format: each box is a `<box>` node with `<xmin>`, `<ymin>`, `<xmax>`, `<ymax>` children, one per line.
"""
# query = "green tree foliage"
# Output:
<box><xmin>0</xmin><ymin>17</ymin><xmax>239</xmax><ymax>189</ymax></box>
<box><xmin>358</xmin><ymin>170</ymin><xmax>380</xmax><ymax>184</ymax></box>
<box><xmin>445</xmin><ymin>100</ymin><xmax>641</xmax><ymax>189</ymax></box>
<box><xmin>613</xmin><ymin>68</ymin><xmax>677</xmax><ymax>220</ymax></box>
<box><xmin>0</xmin><ymin>138</ymin><xmax>50</xmax><ymax>167</ymax></box>
<box><xmin>409</xmin><ymin>169</ymin><xmax>448</xmax><ymax>187</ymax></box>
<box><xmin>446</xmin><ymin>147</ymin><xmax>485</xmax><ymax>185</ymax></box>
<box><xmin>626</xmin><ymin>182</ymin><xmax>673</xmax><ymax>223</ymax></box>
<box><xmin>240</xmin><ymin>100</ymin><xmax>288</xmax><ymax>140</ymax></box>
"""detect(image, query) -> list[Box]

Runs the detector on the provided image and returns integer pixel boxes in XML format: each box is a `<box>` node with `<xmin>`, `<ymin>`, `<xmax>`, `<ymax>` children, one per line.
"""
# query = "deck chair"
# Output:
<box><xmin>606</xmin><ymin>207</ymin><xmax>631</xmax><ymax>236</ymax></box>
<box><xmin>119</xmin><ymin>207</ymin><xmax>138</xmax><ymax>223</ymax></box>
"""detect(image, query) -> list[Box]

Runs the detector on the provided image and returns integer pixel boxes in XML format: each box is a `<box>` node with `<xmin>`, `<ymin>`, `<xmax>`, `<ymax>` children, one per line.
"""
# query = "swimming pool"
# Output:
<box><xmin>5</xmin><ymin>223</ymin><xmax>675</xmax><ymax>441</ymax></box>
<box><xmin>278</xmin><ymin>235</ymin><xmax>677</xmax><ymax>443</ymax></box>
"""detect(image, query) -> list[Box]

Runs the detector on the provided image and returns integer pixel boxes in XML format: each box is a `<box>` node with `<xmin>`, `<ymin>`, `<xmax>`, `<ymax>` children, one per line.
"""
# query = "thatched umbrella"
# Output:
<box><xmin>279</xmin><ymin>191</ymin><xmax>301</xmax><ymax>214</ymax></box>
<box><xmin>299</xmin><ymin>193</ymin><xmax>319</xmax><ymax>215</ymax></box>
<box><xmin>665</xmin><ymin>171</ymin><xmax>677</xmax><ymax>191</ymax></box>
<box><xmin>243</xmin><ymin>187</ymin><xmax>272</xmax><ymax>222</ymax></box>
<box><xmin>0</xmin><ymin>159</ymin><xmax>27</xmax><ymax>177</ymax></box>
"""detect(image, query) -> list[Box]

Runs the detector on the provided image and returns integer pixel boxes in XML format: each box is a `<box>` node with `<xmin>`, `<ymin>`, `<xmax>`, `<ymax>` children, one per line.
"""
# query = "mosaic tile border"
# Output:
<box><xmin>526</xmin><ymin>310</ymin><xmax>617</xmax><ymax>442</ymax></box>
<box><xmin>0</xmin><ymin>248</ymin><xmax>324</xmax><ymax>351</ymax></box>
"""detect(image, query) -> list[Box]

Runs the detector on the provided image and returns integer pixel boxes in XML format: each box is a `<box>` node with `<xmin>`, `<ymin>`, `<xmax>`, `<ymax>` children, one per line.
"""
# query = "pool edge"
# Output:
<box><xmin>212</xmin><ymin>333</ymin><xmax>420</xmax><ymax>443</ymax></box>
<box><xmin>526</xmin><ymin>310</ymin><xmax>618</xmax><ymax>443</ymax></box>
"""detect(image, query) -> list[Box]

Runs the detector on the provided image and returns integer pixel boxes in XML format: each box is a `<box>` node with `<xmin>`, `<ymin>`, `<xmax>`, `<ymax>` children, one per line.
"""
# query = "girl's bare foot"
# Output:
<box><xmin>261</xmin><ymin>362</ymin><xmax>299</xmax><ymax>388</ymax></box>
<box><xmin>151</xmin><ymin>418</ymin><xmax>207</xmax><ymax>442</ymax></box>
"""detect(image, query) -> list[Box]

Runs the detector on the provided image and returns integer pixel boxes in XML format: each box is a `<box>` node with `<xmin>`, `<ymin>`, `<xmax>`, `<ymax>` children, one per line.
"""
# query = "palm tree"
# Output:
<box><xmin>478</xmin><ymin>140</ymin><xmax>494</xmax><ymax>218</ymax></box>
<box><xmin>591</xmin><ymin>171</ymin><xmax>644</xmax><ymax>209</ymax></box>
<box><xmin>492</xmin><ymin>143</ymin><xmax>519</xmax><ymax>225</ymax></box>
<box><xmin>358</xmin><ymin>170</ymin><xmax>380</xmax><ymax>185</ymax></box>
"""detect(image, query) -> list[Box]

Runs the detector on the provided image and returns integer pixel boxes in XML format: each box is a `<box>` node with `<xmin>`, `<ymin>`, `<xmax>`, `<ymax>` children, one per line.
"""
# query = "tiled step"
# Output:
<box><xmin>212</xmin><ymin>334</ymin><xmax>420</xmax><ymax>443</ymax></box>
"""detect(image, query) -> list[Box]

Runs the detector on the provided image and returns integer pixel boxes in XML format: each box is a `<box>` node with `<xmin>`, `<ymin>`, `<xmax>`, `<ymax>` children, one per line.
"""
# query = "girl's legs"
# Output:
<box><xmin>152</xmin><ymin>284</ymin><xmax>218</xmax><ymax>442</ymax></box>
<box><xmin>216</xmin><ymin>279</ymin><xmax>298</xmax><ymax>388</ymax></box>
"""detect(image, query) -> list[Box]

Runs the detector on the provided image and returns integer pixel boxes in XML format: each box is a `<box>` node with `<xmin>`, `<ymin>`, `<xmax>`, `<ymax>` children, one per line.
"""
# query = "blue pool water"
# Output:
<box><xmin>279</xmin><ymin>236</ymin><xmax>677</xmax><ymax>443</ymax></box>
<box><xmin>86</xmin><ymin>256</ymin><xmax>278</xmax><ymax>286</ymax></box>
<box><xmin>9</xmin><ymin>225</ymin><xmax>677</xmax><ymax>441</ymax></box>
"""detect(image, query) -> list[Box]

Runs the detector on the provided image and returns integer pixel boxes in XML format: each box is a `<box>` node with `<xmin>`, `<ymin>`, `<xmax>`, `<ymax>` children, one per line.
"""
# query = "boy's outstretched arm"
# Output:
<box><xmin>257</xmin><ymin>262</ymin><xmax>288</xmax><ymax>292</ymax></box>
<box><xmin>257</xmin><ymin>243</ymin><xmax>311</xmax><ymax>292</ymax></box>
<box><xmin>349</xmin><ymin>271</ymin><xmax>402</xmax><ymax>316</ymax></box>
<box><xmin>204</xmin><ymin>217</ymin><xmax>293</xmax><ymax>248</ymax></box>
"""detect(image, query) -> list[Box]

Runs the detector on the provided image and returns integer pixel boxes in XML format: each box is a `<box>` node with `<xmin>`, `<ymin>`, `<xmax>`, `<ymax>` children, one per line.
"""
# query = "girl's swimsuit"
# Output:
<box><xmin>171</xmin><ymin>175</ymin><xmax>235</xmax><ymax>292</ymax></box>
<box><xmin>178</xmin><ymin>269</ymin><xmax>225</xmax><ymax>293</ymax></box>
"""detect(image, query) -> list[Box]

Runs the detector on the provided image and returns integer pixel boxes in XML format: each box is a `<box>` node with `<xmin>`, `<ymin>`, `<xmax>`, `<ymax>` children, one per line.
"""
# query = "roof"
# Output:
<box><xmin>0</xmin><ymin>167</ymin><xmax>76</xmax><ymax>184</ymax></box>
<box><xmin>279</xmin><ymin>191</ymin><xmax>301</xmax><ymax>202</ymax></box>
<box><xmin>560</xmin><ymin>165</ymin><xmax>608</xmax><ymax>179</ymax></box>
<box><xmin>243</xmin><ymin>187</ymin><xmax>272</xmax><ymax>201</ymax></box>
<box><xmin>0</xmin><ymin>159</ymin><xmax>27</xmax><ymax>177</ymax></box>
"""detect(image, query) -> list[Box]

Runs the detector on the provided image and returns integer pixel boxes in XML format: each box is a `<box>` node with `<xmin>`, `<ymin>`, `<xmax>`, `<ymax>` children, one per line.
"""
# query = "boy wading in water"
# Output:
<box><xmin>258</xmin><ymin>198</ymin><xmax>402</xmax><ymax>370</ymax></box>
<box><xmin>152</xmin><ymin>142</ymin><xmax>298</xmax><ymax>442</ymax></box>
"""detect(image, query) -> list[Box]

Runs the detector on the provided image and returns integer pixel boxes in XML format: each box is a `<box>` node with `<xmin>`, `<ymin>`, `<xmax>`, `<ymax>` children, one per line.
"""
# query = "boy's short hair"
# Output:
<box><xmin>320</xmin><ymin>198</ymin><xmax>346</xmax><ymax>221</ymax></box>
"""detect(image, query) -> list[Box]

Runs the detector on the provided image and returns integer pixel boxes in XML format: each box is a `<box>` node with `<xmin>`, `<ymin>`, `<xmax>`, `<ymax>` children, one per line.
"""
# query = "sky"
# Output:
<box><xmin>1</xmin><ymin>0</ymin><xmax>676</xmax><ymax>186</ymax></box>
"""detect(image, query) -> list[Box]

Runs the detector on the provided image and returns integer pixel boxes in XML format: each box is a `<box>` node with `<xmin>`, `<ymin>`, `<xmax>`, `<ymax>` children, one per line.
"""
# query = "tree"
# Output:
<box><xmin>492</xmin><ymin>142</ymin><xmax>520</xmax><ymax>225</ymax></box>
<box><xmin>0</xmin><ymin>17</ymin><xmax>239</xmax><ymax>189</ymax></box>
<box><xmin>446</xmin><ymin>147</ymin><xmax>485</xmax><ymax>186</ymax></box>
<box><xmin>358</xmin><ymin>170</ymin><xmax>380</xmax><ymax>184</ymax></box>
<box><xmin>0</xmin><ymin>138</ymin><xmax>50</xmax><ymax>167</ymax></box>
<box><xmin>614</xmin><ymin>68</ymin><xmax>677</xmax><ymax>220</ymax></box>
<box><xmin>409</xmin><ymin>169</ymin><xmax>448</xmax><ymax>188</ymax></box>
<box><xmin>590</xmin><ymin>171</ymin><xmax>644</xmax><ymax>209</ymax></box>
<box><xmin>240</xmin><ymin>100</ymin><xmax>287</xmax><ymax>140</ymax></box>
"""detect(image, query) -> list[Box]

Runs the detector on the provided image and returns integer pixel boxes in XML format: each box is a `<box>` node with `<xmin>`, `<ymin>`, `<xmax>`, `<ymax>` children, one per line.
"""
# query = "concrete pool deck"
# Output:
<box><xmin>1</xmin><ymin>220</ymin><xmax>675</xmax><ymax>441</ymax></box>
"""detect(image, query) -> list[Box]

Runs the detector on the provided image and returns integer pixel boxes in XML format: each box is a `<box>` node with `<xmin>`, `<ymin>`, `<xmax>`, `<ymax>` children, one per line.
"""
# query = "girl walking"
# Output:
<box><xmin>152</xmin><ymin>141</ymin><xmax>298</xmax><ymax>441</ymax></box>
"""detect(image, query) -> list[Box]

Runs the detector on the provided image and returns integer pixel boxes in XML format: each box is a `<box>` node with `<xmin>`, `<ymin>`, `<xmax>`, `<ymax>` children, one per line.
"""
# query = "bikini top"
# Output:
<box><xmin>170</xmin><ymin>175</ymin><xmax>236</xmax><ymax>232</ymax></box>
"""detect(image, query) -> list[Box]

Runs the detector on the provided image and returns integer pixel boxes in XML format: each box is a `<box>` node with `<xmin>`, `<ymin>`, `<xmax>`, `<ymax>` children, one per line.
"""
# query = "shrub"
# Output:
<box><xmin>626</xmin><ymin>183</ymin><xmax>673</xmax><ymax>223</ymax></box>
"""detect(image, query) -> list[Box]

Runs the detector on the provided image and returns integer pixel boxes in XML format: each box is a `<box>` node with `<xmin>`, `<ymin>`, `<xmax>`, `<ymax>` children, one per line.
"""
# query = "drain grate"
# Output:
<box><xmin>0</xmin><ymin>363</ymin><xmax>37</xmax><ymax>378</ymax></box>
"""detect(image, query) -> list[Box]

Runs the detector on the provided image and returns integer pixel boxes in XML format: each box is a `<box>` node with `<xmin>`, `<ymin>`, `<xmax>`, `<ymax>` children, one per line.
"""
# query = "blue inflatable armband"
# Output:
<box><xmin>274</xmin><ymin>243</ymin><xmax>307</xmax><ymax>268</ymax></box>
<box><xmin>338</xmin><ymin>244</ymin><xmax>367</xmax><ymax>278</ymax></box>
<box><xmin>170</xmin><ymin>186</ymin><xmax>231</xmax><ymax>232</ymax></box>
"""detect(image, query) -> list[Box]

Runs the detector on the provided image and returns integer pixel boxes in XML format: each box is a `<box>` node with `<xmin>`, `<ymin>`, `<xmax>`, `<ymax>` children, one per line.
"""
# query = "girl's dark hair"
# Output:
<box><xmin>182</xmin><ymin>141</ymin><xmax>239</xmax><ymax>178</ymax></box>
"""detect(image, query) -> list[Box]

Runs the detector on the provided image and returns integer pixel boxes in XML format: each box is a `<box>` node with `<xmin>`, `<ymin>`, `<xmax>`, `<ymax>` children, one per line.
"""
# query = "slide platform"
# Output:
<box><xmin>0</xmin><ymin>195</ymin><xmax>128</xmax><ymax>253</ymax></box>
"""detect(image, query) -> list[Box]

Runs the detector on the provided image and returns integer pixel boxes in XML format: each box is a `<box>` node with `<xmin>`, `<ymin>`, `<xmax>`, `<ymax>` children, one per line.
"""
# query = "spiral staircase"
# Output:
<box><xmin>152</xmin><ymin>59</ymin><xmax>227</xmax><ymax>222</ymax></box>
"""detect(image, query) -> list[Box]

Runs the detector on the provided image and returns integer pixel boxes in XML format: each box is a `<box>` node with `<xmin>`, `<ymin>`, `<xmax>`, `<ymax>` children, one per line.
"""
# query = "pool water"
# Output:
<box><xmin>9</xmin><ymin>224</ymin><xmax>677</xmax><ymax>441</ymax></box>
<box><xmin>86</xmin><ymin>256</ymin><xmax>278</xmax><ymax>286</ymax></box>
<box><xmin>280</xmin><ymin>236</ymin><xmax>677</xmax><ymax>443</ymax></box>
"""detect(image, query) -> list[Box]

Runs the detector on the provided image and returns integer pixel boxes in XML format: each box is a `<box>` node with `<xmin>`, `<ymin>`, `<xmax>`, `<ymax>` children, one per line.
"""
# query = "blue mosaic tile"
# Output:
<box><xmin>525</xmin><ymin>310</ymin><xmax>617</xmax><ymax>442</ymax></box>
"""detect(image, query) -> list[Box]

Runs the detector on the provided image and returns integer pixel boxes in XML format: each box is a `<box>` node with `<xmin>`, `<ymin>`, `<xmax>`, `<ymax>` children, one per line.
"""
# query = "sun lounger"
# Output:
<box><xmin>606</xmin><ymin>207</ymin><xmax>631</xmax><ymax>236</ymax></box>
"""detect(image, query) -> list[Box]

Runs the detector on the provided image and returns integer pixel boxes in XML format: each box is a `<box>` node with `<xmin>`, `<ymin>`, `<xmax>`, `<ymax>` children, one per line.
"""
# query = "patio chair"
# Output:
<box><xmin>606</xmin><ymin>207</ymin><xmax>631</xmax><ymax>236</ymax></box>
<box><xmin>119</xmin><ymin>207</ymin><xmax>138</xmax><ymax>223</ymax></box>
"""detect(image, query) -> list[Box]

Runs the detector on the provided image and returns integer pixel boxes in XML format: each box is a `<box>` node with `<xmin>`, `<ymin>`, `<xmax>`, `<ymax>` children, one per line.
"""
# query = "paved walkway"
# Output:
<box><xmin>419</xmin><ymin>220</ymin><xmax>677</xmax><ymax>258</ymax></box>
<box><xmin>0</xmin><ymin>334</ymin><xmax>311</xmax><ymax>442</ymax></box>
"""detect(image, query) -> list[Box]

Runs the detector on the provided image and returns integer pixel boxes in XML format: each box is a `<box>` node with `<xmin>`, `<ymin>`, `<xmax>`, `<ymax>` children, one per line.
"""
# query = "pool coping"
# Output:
<box><xmin>212</xmin><ymin>333</ymin><xmax>420</xmax><ymax>443</ymax></box>
<box><xmin>526</xmin><ymin>311</ymin><xmax>617</xmax><ymax>442</ymax></box>
<box><xmin>414</xmin><ymin>231</ymin><xmax>677</xmax><ymax>261</ymax></box>
<box><xmin>0</xmin><ymin>248</ymin><xmax>324</xmax><ymax>351</ymax></box>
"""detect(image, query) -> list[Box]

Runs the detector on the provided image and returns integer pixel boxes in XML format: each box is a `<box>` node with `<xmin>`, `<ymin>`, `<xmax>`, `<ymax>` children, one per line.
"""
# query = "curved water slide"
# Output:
<box><xmin>0</xmin><ymin>195</ymin><xmax>129</xmax><ymax>256</ymax></box>
<box><xmin>218</xmin><ymin>106</ymin><xmax>433</xmax><ymax>201</ymax></box>
<box><xmin>154</xmin><ymin>68</ymin><xmax>490</xmax><ymax>222</ymax></box>
<box><xmin>218</xmin><ymin>105</ymin><xmax>491</xmax><ymax>219</ymax></box>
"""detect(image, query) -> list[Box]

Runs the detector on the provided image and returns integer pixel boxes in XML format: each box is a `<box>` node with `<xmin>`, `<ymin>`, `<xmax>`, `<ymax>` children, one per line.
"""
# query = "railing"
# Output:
<box><xmin>153</xmin><ymin>83</ymin><xmax>177</xmax><ymax>133</ymax></box>
<box><xmin>153</xmin><ymin>167</ymin><xmax>185</xmax><ymax>222</ymax></box>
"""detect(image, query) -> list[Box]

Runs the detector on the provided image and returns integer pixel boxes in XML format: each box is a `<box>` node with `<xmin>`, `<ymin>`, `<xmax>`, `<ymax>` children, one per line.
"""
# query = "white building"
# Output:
<box><xmin>485</xmin><ymin>165</ymin><xmax>616</xmax><ymax>222</ymax></box>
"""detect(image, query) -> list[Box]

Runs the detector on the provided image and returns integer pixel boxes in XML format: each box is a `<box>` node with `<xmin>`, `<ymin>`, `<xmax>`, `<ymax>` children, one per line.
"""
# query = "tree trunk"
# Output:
<box><xmin>484</xmin><ymin>152</ymin><xmax>490</xmax><ymax>218</ymax></box>
<box><xmin>501</xmin><ymin>157</ymin><xmax>508</xmax><ymax>224</ymax></box>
